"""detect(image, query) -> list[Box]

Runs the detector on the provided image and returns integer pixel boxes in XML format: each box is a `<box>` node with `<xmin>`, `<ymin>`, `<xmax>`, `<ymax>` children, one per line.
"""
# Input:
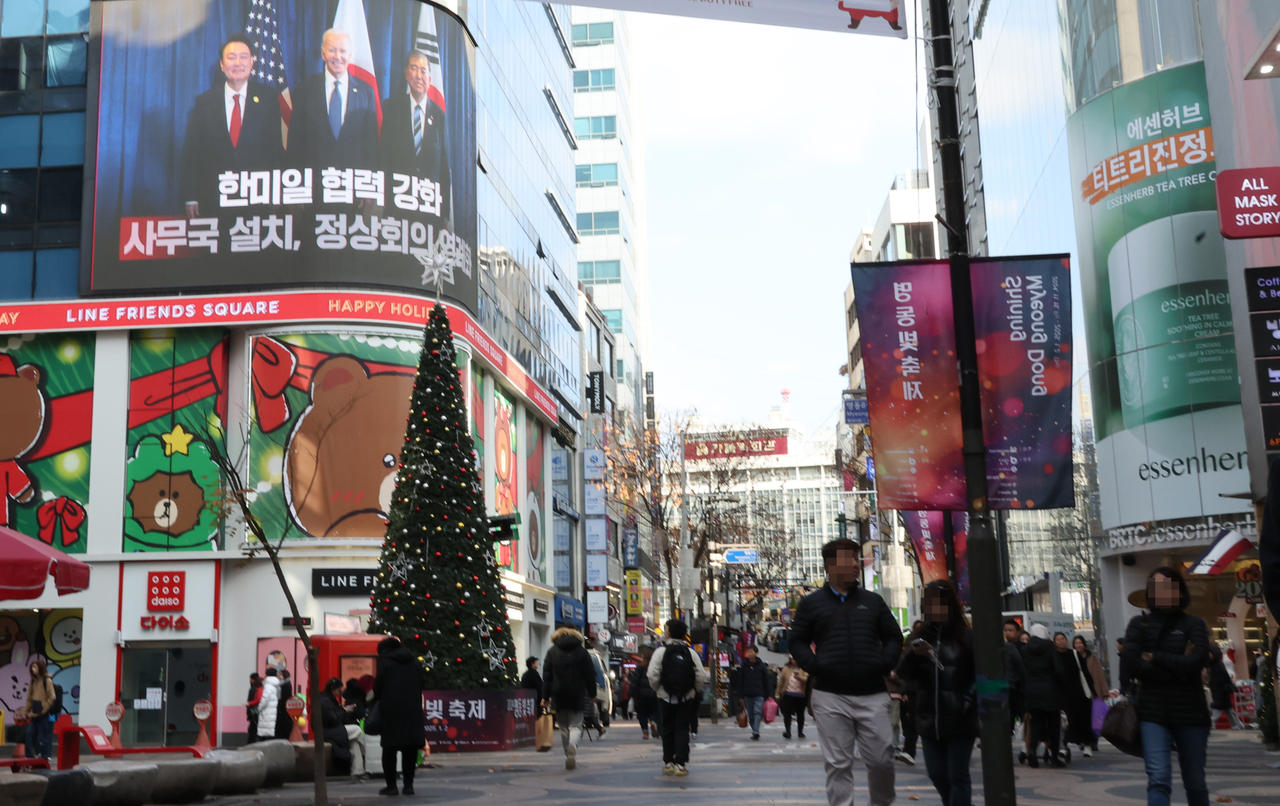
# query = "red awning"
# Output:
<box><xmin>0</xmin><ymin>527</ymin><xmax>91</xmax><ymax>600</ymax></box>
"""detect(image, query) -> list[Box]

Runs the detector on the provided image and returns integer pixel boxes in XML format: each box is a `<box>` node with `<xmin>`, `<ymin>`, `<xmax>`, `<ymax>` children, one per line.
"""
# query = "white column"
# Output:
<box><xmin>85</xmin><ymin>330</ymin><xmax>130</xmax><ymax>554</ymax></box>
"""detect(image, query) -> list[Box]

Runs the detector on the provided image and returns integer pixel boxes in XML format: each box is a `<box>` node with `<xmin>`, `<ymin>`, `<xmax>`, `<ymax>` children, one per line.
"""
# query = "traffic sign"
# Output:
<box><xmin>844</xmin><ymin>396</ymin><xmax>869</xmax><ymax>425</ymax></box>
<box><xmin>723</xmin><ymin>547</ymin><xmax>759</xmax><ymax>564</ymax></box>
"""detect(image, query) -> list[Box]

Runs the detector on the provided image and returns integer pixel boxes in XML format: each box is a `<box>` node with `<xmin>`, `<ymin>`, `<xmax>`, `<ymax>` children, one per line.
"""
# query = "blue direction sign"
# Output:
<box><xmin>844</xmin><ymin>397</ymin><xmax>869</xmax><ymax>425</ymax></box>
<box><xmin>723</xmin><ymin>548</ymin><xmax>759</xmax><ymax>564</ymax></box>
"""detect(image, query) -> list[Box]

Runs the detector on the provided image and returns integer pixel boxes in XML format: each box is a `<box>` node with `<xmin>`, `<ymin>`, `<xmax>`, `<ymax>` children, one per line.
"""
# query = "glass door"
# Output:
<box><xmin>119</xmin><ymin>645</ymin><xmax>213</xmax><ymax>747</ymax></box>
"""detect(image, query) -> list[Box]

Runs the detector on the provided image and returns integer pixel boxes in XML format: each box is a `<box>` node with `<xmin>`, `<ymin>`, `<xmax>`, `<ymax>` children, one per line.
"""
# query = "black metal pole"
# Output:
<box><xmin>926</xmin><ymin>1</ymin><xmax>1016</xmax><ymax>804</ymax></box>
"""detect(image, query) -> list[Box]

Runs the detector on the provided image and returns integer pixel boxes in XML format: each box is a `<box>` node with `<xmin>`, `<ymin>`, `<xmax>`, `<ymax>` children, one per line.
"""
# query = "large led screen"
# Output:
<box><xmin>86</xmin><ymin>0</ymin><xmax>478</xmax><ymax>313</ymax></box>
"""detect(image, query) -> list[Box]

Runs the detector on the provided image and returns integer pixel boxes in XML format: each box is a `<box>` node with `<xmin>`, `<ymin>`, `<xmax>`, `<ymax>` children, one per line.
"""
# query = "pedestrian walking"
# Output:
<box><xmin>775</xmin><ymin>656</ymin><xmax>809</xmax><ymax>739</ymax></box>
<box><xmin>543</xmin><ymin>627</ymin><xmax>597</xmax><ymax>770</ymax></box>
<box><xmin>1002</xmin><ymin>620</ymin><xmax>1027</xmax><ymax>733</ymax></box>
<box><xmin>630</xmin><ymin>646</ymin><xmax>660</xmax><ymax>739</ymax></box>
<box><xmin>789</xmin><ymin>538</ymin><xmax>903</xmax><ymax>806</ymax></box>
<box><xmin>374</xmin><ymin>636</ymin><xmax>426</xmax><ymax>796</ymax></box>
<box><xmin>321</xmin><ymin>677</ymin><xmax>368</xmax><ymax>780</ymax></box>
<box><xmin>1065</xmin><ymin>636</ymin><xmax>1107</xmax><ymax>755</ymax></box>
<box><xmin>738</xmin><ymin>645</ymin><xmax>770</xmax><ymax>740</ymax></box>
<box><xmin>895</xmin><ymin>581</ymin><xmax>978</xmax><ymax>806</ymax></box>
<box><xmin>245</xmin><ymin>673</ymin><xmax>263</xmax><ymax>743</ymax></box>
<box><xmin>648</xmin><ymin>618</ymin><xmax>708</xmax><ymax>777</ymax></box>
<box><xmin>1021</xmin><ymin>624</ymin><xmax>1067</xmax><ymax>767</ymax></box>
<box><xmin>1121</xmin><ymin>566</ymin><xmax>1211</xmax><ymax>806</ymax></box>
<box><xmin>275</xmin><ymin>668</ymin><xmax>295</xmax><ymax>739</ymax></box>
<box><xmin>19</xmin><ymin>659</ymin><xmax>55</xmax><ymax>760</ymax></box>
<box><xmin>1207</xmin><ymin>647</ymin><xmax>1244</xmax><ymax>730</ymax></box>
<box><xmin>584</xmin><ymin>637</ymin><xmax>612</xmax><ymax>736</ymax></box>
<box><xmin>256</xmin><ymin>668</ymin><xmax>282</xmax><ymax>742</ymax></box>
<box><xmin>521</xmin><ymin>657</ymin><xmax>544</xmax><ymax>704</ymax></box>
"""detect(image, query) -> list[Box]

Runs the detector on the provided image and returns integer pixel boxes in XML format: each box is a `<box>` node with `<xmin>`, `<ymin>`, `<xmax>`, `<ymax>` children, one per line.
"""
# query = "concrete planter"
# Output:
<box><xmin>0</xmin><ymin>774</ymin><xmax>49</xmax><ymax>806</ymax></box>
<box><xmin>288</xmin><ymin>742</ymin><xmax>333</xmax><ymax>782</ymax></box>
<box><xmin>208</xmin><ymin>749</ymin><xmax>267</xmax><ymax>795</ymax></box>
<box><xmin>240</xmin><ymin>739</ymin><xmax>293</xmax><ymax>788</ymax></box>
<box><xmin>147</xmin><ymin>758</ymin><xmax>218</xmax><ymax>804</ymax></box>
<box><xmin>76</xmin><ymin>761</ymin><xmax>158</xmax><ymax>806</ymax></box>
<box><xmin>29</xmin><ymin>768</ymin><xmax>93</xmax><ymax>806</ymax></box>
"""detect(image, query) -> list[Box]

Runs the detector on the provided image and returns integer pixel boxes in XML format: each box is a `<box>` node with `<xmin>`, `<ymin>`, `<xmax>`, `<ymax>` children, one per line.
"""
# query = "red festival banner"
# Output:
<box><xmin>851</xmin><ymin>261</ymin><xmax>966</xmax><ymax>510</ymax></box>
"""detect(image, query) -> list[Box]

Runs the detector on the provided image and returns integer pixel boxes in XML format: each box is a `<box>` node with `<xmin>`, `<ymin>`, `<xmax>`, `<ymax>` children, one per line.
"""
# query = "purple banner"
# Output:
<box><xmin>970</xmin><ymin>257</ymin><xmax>1075</xmax><ymax>509</ymax></box>
<box><xmin>424</xmin><ymin>689</ymin><xmax>537</xmax><ymax>752</ymax></box>
<box><xmin>852</xmin><ymin>261</ymin><xmax>966</xmax><ymax>510</ymax></box>
<box><xmin>904</xmin><ymin>511</ymin><xmax>969</xmax><ymax>605</ymax></box>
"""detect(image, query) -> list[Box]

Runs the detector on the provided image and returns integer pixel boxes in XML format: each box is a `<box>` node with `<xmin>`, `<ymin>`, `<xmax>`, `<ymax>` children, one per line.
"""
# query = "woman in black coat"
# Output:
<box><xmin>1020</xmin><ymin>624</ymin><xmax>1067</xmax><ymax>767</ymax></box>
<box><xmin>1121</xmin><ymin>567</ymin><xmax>1210</xmax><ymax>806</ymax></box>
<box><xmin>895</xmin><ymin>581</ymin><xmax>978</xmax><ymax>806</ymax></box>
<box><xmin>319</xmin><ymin>678</ymin><xmax>352</xmax><ymax>767</ymax></box>
<box><xmin>374</xmin><ymin>637</ymin><xmax>426</xmax><ymax>796</ymax></box>
<box><xmin>1207</xmin><ymin>647</ymin><xmax>1243</xmax><ymax>729</ymax></box>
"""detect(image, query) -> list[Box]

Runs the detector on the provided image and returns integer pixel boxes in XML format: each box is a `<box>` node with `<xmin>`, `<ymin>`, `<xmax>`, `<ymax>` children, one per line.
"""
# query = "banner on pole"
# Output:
<box><xmin>532</xmin><ymin>0</ymin><xmax>909</xmax><ymax>38</ymax></box>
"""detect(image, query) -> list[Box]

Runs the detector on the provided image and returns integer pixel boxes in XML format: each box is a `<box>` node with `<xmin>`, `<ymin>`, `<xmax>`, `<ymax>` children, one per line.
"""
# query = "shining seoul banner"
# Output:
<box><xmin>971</xmin><ymin>257</ymin><xmax>1074</xmax><ymax>510</ymax></box>
<box><xmin>853</xmin><ymin>255</ymin><xmax>1074</xmax><ymax>511</ymax></box>
<box><xmin>531</xmin><ymin>0</ymin><xmax>909</xmax><ymax>37</ymax></box>
<box><xmin>87</xmin><ymin>0</ymin><xmax>479</xmax><ymax>314</ymax></box>
<box><xmin>902</xmin><ymin>510</ymin><xmax>970</xmax><ymax>604</ymax></box>
<box><xmin>851</xmin><ymin>261</ymin><xmax>966</xmax><ymax>510</ymax></box>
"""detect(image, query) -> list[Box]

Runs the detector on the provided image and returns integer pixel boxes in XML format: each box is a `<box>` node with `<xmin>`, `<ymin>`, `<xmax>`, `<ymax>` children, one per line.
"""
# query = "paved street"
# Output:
<box><xmin>219</xmin><ymin>718</ymin><xmax>1280</xmax><ymax>806</ymax></box>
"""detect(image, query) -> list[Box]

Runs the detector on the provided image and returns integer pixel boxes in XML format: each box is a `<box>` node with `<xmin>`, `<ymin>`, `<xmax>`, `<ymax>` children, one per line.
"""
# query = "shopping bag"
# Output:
<box><xmin>1100</xmin><ymin>697</ymin><xmax>1142</xmax><ymax>757</ymax></box>
<box><xmin>363</xmin><ymin>702</ymin><xmax>382</xmax><ymax>736</ymax></box>
<box><xmin>535</xmin><ymin>714</ymin><xmax>555</xmax><ymax>752</ymax></box>
<box><xmin>762</xmin><ymin>698</ymin><xmax>778</xmax><ymax>725</ymax></box>
<box><xmin>737</xmin><ymin>706</ymin><xmax>749</xmax><ymax>728</ymax></box>
<box><xmin>1091</xmin><ymin>697</ymin><xmax>1109</xmax><ymax>737</ymax></box>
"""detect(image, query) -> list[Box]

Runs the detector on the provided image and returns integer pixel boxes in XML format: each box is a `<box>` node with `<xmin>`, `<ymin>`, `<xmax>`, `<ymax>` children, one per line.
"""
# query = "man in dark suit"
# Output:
<box><xmin>380</xmin><ymin>51</ymin><xmax>451</xmax><ymax>222</ymax></box>
<box><xmin>287</xmin><ymin>29</ymin><xmax>378</xmax><ymax>171</ymax></box>
<box><xmin>180</xmin><ymin>34</ymin><xmax>285</xmax><ymax>217</ymax></box>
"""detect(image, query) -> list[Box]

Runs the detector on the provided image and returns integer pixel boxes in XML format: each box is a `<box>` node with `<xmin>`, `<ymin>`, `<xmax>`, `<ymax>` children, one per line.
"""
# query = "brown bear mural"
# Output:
<box><xmin>126</xmin><ymin>470</ymin><xmax>206</xmax><ymax>535</ymax></box>
<box><xmin>0</xmin><ymin>356</ymin><xmax>46</xmax><ymax>529</ymax></box>
<box><xmin>284</xmin><ymin>355</ymin><xmax>415</xmax><ymax>537</ymax></box>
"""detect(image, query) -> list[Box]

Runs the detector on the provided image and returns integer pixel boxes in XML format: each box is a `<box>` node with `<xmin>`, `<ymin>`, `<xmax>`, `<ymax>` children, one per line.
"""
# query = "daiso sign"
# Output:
<box><xmin>147</xmin><ymin>571</ymin><xmax>186</xmax><ymax>611</ymax></box>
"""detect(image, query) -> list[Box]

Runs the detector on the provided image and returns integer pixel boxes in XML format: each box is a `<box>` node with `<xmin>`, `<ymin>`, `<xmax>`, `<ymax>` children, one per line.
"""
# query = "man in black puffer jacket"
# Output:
<box><xmin>542</xmin><ymin>627</ymin><xmax>597</xmax><ymax>770</ymax></box>
<box><xmin>1020</xmin><ymin>624</ymin><xmax>1066</xmax><ymax>767</ymax></box>
<box><xmin>790</xmin><ymin>538</ymin><xmax>902</xmax><ymax>806</ymax></box>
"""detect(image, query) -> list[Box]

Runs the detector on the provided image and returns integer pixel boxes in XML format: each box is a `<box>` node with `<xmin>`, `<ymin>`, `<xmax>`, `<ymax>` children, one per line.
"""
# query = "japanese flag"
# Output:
<box><xmin>332</xmin><ymin>0</ymin><xmax>382</xmax><ymax>127</ymax></box>
<box><xmin>415</xmin><ymin>3</ymin><xmax>448</xmax><ymax>112</ymax></box>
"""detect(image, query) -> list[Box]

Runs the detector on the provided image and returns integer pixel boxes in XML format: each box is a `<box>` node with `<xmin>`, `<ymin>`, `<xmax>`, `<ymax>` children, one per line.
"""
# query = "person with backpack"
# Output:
<box><xmin>1122</xmin><ymin>567</ymin><xmax>1211</xmax><ymax>806</ymax></box>
<box><xmin>630</xmin><ymin>646</ymin><xmax>660</xmax><ymax>739</ymax></box>
<box><xmin>789</xmin><ymin>538</ymin><xmax>902</xmax><ymax>806</ymax></box>
<box><xmin>543</xmin><ymin>627</ymin><xmax>597</xmax><ymax>770</ymax></box>
<box><xmin>20</xmin><ymin>658</ymin><xmax>57</xmax><ymax>760</ymax></box>
<box><xmin>648</xmin><ymin>618</ymin><xmax>708</xmax><ymax>777</ymax></box>
<box><xmin>774</xmin><ymin>656</ymin><xmax>809</xmax><ymax>740</ymax></box>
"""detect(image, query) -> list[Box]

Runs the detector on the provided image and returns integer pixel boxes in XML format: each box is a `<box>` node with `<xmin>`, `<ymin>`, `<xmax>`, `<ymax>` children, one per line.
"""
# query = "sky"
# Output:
<box><xmin>628</xmin><ymin>11</ymin><xmax>922</xmax><ymax>436</ymax></box>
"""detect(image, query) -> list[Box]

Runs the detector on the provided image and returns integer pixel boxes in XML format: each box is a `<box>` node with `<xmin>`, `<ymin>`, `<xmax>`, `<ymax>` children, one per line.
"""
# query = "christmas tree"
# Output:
<box><xmin>368</xmin><ymin>304</ymin><xmax>519</xmax><ymax>690</ymax></box>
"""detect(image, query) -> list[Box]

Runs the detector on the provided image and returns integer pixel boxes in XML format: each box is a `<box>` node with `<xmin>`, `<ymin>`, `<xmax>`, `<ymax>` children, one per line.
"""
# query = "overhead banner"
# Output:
<box><xmin>971</xmin><ymin>257</ymin><xmax>1074</xmax><ymax>509</ymax></box>
<box><xmin>853</xmin><ymin>256</ymin><xmax>1074</xmax><ymax>511</ymax></box>
<box><xmin>1067</xmin><ymin>60</ymin><xmax>1252</xmax><ymax>536</ymax></box>
<box><xmin>851</xmin><ymin>261</ymin><xmax>966</xmax><ymax>510</ymax></box>
<box><xmin>903</xmin><ymin>510</ymin><xmax>969</xmax><ymax>604</ymax></box>
<box><xmin>88</xmin><ymin>0</ymin><xmax>479</xmax><ymax>314</ymax></box>
<box><xmin>532</xmin><ymin>0</ymin><xmax>908</xmax><ymax>37</ymax></box>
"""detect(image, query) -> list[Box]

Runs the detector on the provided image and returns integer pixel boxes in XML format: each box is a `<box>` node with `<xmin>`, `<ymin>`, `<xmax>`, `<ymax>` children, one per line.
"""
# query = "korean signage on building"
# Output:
<box><xmin>122</xmin><ymin>562</ymin><xmax>216</xmax><ymax>641</ymax></box>
<box><xmin>625</xmin><ymin>569</ymin><xmax>642</xmax><ymax>616</ymax></box>
<box><xmin>88</xmin><ymin>0</ymin><xmax>480</xmax><ymax>316</ymax></box>
<box><xmin>684</xmin><ymin>430</ymin><xmax>789</xmax><ymax>460</ymax></box>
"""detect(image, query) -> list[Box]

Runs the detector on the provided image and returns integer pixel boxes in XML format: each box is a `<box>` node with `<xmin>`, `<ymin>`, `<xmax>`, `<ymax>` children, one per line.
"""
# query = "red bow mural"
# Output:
<box><xmin>36</xmin><ymin>496</ymin><xmax>86</xmax><ymax>546</ymax></box>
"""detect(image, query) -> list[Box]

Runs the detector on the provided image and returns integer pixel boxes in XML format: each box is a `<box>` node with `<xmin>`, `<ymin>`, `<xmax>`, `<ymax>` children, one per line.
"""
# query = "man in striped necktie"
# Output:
<box><xmin>380</xmin><ymin>50</ymin><xmax>452</xmax><ymax>224</ymax></box>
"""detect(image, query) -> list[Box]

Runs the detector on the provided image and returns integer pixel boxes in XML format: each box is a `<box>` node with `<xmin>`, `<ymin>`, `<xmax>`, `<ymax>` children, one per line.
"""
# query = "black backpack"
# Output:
<box><xmin>658</xmin><ymin>644</ymin><xmax>697</xmax><ymax>701</ymax></box>
<box><xmin>49</xmin><ymin>683</ymin><xmax>64</xmax><ymax>717</ymax></box>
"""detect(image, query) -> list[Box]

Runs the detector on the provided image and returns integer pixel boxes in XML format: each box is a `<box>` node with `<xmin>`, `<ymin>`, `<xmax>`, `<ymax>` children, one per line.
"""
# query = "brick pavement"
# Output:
<box><xmin>216</xmin><ymin>718</ymin><xmax>1280</xmax><ymax>806</ymax></box>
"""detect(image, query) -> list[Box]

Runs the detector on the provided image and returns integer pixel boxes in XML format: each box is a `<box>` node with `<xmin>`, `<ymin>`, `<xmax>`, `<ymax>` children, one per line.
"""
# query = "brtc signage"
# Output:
<box><xmin>723</xmin><ymin>548</ymin><xmax>759</xmax><ymax>564</ymax></box>
<box><xmin>1217</xmin><ymin>167</ymin><xmax>1280</xmax><ymax>239</ymax></box>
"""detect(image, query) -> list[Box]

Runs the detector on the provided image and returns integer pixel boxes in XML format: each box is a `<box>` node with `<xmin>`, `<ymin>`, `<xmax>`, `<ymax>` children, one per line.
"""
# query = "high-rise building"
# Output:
<box><xmin>570</xmin><ymin>6</ymin><xmax>648</xmax><ymax>418</ymax></box>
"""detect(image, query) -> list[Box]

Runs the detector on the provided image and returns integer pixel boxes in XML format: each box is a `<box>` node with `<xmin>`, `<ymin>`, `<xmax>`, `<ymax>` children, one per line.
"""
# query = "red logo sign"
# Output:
<box><xmin>147</xmin><ymin>571</ymin><xmax>186</xmax><ymax>611</ymax></box>
<box><xmin>1217</xmin><ymin>167</ymin><xmax>1280</xmax><ymax>239</ymax></box>
<box><xmin>140</xmin><ymin>614</ymin><xmax>190</xmax><ymax>631</ymax></box>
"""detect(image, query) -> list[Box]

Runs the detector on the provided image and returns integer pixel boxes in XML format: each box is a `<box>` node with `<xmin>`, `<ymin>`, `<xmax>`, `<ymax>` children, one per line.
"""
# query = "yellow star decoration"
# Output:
<box><xmin>161</xmin><ymin>424</ymin><xmax>195</xmax><ymax>457</ymax></box>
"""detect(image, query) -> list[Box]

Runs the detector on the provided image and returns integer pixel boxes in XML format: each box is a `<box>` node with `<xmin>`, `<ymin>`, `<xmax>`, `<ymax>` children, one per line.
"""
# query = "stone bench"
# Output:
<box><xmin>207</xmin><ymin>749</ymin><xmax>266</xmax><ymax>795</ymax></box>
<box><xmin>75</xmin><ymin>761</ymin><xmax>158</xmax><ymax>806</ymax></box>
<box><xmin>289</xmin><ymin>742</ymin><xmax>334</xmax><ymax>782</ymax></box>
<box><xmin>28</xmin><ymin>768</ymin><xmax>93</xmax><ymax>806</ymax></box>
<box><xmin>0</xmin><ymin>773</ymin><xmax>48</xmax><ymax>806</ymax></box>
<box><xmin>146</xmin><ymin>757</ymin><xmax>218</xmax><ymax>804</ymax></box>
<box><xmin>239</xmin><ymin>739</ymin><xmax>292</xmax><ymax>788</ymax></box>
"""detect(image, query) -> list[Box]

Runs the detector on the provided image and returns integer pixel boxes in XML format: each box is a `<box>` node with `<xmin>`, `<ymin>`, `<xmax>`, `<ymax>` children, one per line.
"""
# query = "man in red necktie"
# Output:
<box><xmin>180</xmin><ymin>34</ymin><xmax>284</xmax><ymax>218</ymax></box>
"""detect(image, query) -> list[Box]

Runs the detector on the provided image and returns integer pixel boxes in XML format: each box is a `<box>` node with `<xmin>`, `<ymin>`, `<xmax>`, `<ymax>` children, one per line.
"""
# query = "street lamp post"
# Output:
<box><xmin>926</xmin><ymin>1</ymin><xmax>1016</xmax><ymax>804</ymax></box>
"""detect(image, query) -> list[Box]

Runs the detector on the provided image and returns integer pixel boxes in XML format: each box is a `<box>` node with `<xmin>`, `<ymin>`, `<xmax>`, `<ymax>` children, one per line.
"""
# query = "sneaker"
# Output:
<box><xmin>751</xmin><ymin>733</ymin><xmax>760</xmax><ymax>741</ymax></box>
<box><xmin>783</xmin><ymin>731</ymin><xmax>792</xmax><ymax>739</ymax></box>
<box><xmin>1082</xmin><ymin>746</ymin><xmax>1093</xmax><ymax>758</ymax></box>
<box><xmin>797</xmin><ymin>731</ymin><xmax>806</xmax><ymax>739</ymax></box>
<box><xmin>566</xmin><ymin>757</ymin><xmax>576</xmax><ymax>770</ymax></box>
<box><xmin>663</xmin><ymin>763</ymin><xmax>676</xmax><ymax>776</ymax></box>
<box><xmin>674</xmin><ymin>764</ymin><xmax>689</xmax><ymax>776</ymax></box>
<box><xmin>643</xmin><ymin>730</ymin><xmax>650</xmax><ymax>740</ymax></box>
<box><xmin>895</xmin><ymin>750</ymin><xmax>916</xmax><ymax>765</ymax></box>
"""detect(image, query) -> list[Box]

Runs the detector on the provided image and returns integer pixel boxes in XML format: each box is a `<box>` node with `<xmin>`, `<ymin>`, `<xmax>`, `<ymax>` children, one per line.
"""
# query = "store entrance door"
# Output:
<box><xmin>119</xmin><ymin>644</ymin><xmax>213</xmax><ymax>747</ymax></box>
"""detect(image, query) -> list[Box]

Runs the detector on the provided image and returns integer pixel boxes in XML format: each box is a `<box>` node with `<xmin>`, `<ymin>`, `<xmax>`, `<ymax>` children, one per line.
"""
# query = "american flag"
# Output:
<box><xmin>245</xmin><ymin>0</ymin><xmax>292</xmax><ymax>133</ymax></box>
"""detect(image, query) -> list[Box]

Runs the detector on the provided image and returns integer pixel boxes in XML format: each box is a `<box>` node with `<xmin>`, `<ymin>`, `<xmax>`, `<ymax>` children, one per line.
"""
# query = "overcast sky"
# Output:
<box><xmin>629</xmin><ymin>12</ymin><xmax>922</xmax><ymax>435</ymax></box>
